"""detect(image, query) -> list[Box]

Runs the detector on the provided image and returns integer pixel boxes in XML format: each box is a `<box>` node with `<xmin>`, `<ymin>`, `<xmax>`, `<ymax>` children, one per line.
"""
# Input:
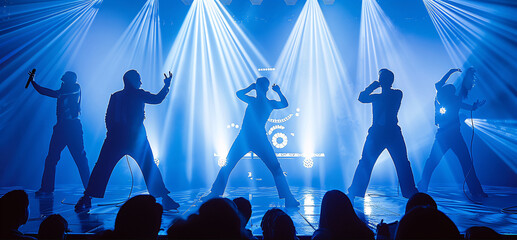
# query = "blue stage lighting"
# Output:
<box><xmin>273</xmin><ymin>0</ymin><xmax>358</xmax><ymax>185</ymax></box>
<box><xmin>162</xmin><ymin>0</ymin><xmax>269</xmax><ymax>184</ymax></box>
<box><xmin>249</xmin><ymin>0</ymin><xmax>263</xmax><ymax>5</ymax></box>
<box><xmin>464</xmin><ymin>119</ymin><xmax>517</xmax><ymax>172</ymax></box>
<box><xmin>284</xmin><ymin>0</ymin><xmax>298</xmax><ymax>5</ymax></box>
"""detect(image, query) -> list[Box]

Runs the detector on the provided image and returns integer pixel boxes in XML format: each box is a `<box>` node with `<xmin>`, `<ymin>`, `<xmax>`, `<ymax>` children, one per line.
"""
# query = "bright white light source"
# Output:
<box><xmin>303</xmin><ymin>157</ymin><xmax>314</xmax><ymax>168</ymax></box>
<box><xmin>272</xmin><ymin>132</ymin><xmax>288</xmax><ymax>149</ymax></box>
<box><xmin>440</xmin><ymin>107</ymin><xmax>446</xmax><ymax>114</ymax></box>
<box><xmin>218</xmin><ymin>158</ymin><xmax>227</xmax><ymax>167</ymax></box>
<box><xmin>154</xmin><ymin>158</ymin><xmax>160</xmax><ymax>166</ymax></box>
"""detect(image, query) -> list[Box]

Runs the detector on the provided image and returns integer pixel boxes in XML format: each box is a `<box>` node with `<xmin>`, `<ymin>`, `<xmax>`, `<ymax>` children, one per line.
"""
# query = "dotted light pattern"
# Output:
<box><xmin>303</xmin><ymin>157</ymin><xmax>314</xmax><ymax>168</ymax></box>
<box><xmin>272</xmin><ymin>132</ymin><xmax>288</xmax><ymax>148</ymax></box>
<box><xmin>218</xmin><ymin>158</ymin><xmax>227</xmax><ymax>167</ymax></box>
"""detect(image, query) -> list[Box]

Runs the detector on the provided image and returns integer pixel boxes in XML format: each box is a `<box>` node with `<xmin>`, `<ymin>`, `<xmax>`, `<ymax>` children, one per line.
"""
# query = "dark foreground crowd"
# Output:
<box><xmin>0</xmin><ymin>189</ymin><xmax>503</xmax><ymax>240</ymax></box>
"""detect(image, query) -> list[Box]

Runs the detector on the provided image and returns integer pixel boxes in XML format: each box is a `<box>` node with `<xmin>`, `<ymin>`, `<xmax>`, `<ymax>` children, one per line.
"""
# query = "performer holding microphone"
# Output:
<box><xmin>29</xmin><ymin>71</ymin><xmax>90</xmax><ymax>196</ymax></box>
<box><xmin>418</xmin><ymin>68</ymin><xmax>487</xmax><ymax>199</ymax></box>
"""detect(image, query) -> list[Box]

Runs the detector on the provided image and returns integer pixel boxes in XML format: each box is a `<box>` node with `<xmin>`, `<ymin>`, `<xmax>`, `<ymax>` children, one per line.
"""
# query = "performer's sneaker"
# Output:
<box><xmin>162</xmin><ymin>196</ymin><xmax>180</xmax><ymax>210</ymax></box>
<box><xmin>35</xmin><ymin>189</ymin><xmax>53</xmax><ymax>197</ymax></box>
<box><xmin>200</xmin><ymin>192</ymin><xmax>220</xmax><ymax>202</ymax></box>
<box><xmin>285</xmin><ymin>197</ymin><xmax>300</xmax><ymax>208</ymax></box>
<box><xmin>74</xmin><ymin>195</ymin><xmax>92</xmax><ymax>213</ymax></box>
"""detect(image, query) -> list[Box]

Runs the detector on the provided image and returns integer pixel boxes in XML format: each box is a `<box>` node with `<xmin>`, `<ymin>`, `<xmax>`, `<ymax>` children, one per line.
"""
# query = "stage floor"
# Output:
<box><xmin>2</xmin><ymin>185</ymin><xmax>516</xmax><ymax>236</ymax></box>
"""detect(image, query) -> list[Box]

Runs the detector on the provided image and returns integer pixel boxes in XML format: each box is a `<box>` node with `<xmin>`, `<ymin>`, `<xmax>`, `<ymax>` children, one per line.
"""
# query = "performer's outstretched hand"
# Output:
<box><xmin>272</xmin><ymin>84</ymin><xmax>280</xmax><ymax>92</ymax></box>
<box><xmin>163</xmin><ymin>71</ymin><xmax>173</xmax><ymax>86</ymax></box>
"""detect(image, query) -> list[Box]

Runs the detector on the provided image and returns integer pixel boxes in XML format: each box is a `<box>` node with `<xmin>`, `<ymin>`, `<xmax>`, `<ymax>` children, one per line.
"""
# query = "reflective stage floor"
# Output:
<box><xmin>2</xmin><ymin>185</ymin><xmax>516</xmax><ymax>236</ymax></box>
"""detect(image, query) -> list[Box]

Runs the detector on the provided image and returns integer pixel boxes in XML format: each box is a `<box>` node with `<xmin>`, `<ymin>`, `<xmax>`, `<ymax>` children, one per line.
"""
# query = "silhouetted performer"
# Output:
<box><xmin>202</xmin><ymin>77</ymin><xmax>300</xmax><ymax>207</ymax></box>
<box><xmin>30</xmin><ymin>72</ymin><xmax>90</xmax><ymax>196</ymax></box>
<box><xmin>418</xmin><ymin>68</ymin><xmax>487</xmax><ymax>198</ymax></box>
<box><xmin>348</xmin><ymin>69</ymin><xmax>418</xmax><ymax>199</ymax></box>
<box><xmin>75</xmin><ymin>70</ymin><xmax>179</xmax><ymax>211</ymax></box>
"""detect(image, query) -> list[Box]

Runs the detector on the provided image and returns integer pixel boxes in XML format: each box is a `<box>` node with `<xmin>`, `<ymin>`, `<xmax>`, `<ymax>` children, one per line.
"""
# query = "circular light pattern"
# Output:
<box><xmin>218</xmin><ymin>158</ymin><xmax>227</xmax><ymax>167</ymax></box>
<box><xmin>272</xmin><ymin>132</ymin><xmax>288</xmax><ymax>148</ymax></box>
<box><xmin>303</xmin><ymin>157</ymin><xmax>313</xmax><ymax>168</ymax></box>
<box><xmin>235</xmin><ymin>124</ymin><xmax>239</xmax><ymax>129</ymax></box>
<box><xmin>154</xmin><ymin>158</ymin><xmax>160</xmax><ymax>166</ymax></box>
<box><xmin>440</xmin><ymin>107</ymin><xmax>446</xmax><ymax>114</ymax></box>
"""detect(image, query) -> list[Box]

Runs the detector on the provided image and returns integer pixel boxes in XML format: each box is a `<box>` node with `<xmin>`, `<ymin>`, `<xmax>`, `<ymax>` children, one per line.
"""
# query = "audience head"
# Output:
<box><xmin>271</xmin><ymin>213</ymin><xmax>296</xmax><ymax>240</ymax></box>
<box><xmin>465</xmin><ymin>226</ymin><xmax>501</xmax><ymax>240</ymax></box>
<box><xmin>197</xmin><ymin>197</ymin><xmax>242</xmax><ymax>239</ymax></box>
<box><xmin>114</xmin><ymin>195</ymin><xmax>163</xmax><ymax>239</ymax></box>
<box><xmin>379</xmin><ymin>68</ymin><xmax>394</xmax><ymax>88</ymax></box>
<box><xmin>123</xmin><ymin>70</ymin><xmax>142</xmax><ymax>89</ymax></box>
<box><xmin>38</xmin><ymin>214</ymin><xmax>68</xmax><ymax>240</ymax></box>
<box><xmin>261</xmin><ymin>208</ymin><xmax>285</xmax><ymax>240</ymax></box>
<box><xmin>405</xmin><ymin>192</ymin><xmax>437</xmax><ymax>214</ymax></box>
<box><xmin>395</xmin><ymin>206</ymin><xmax>461</xmax><ymax>239</ymax></box>
<box><xmin>0</xmin><ymin>190</ymin><xmax>29</xmax><ymax>230</ymax></box>
<box><xmin>318</xmin><ymin>190</ymin><xmax>373</xmax><ymax>240</ymax></box>
<box><xmin>233</xmin><ymin>197</ymin><xmax>252</xmax><ymax>227</ymax></box>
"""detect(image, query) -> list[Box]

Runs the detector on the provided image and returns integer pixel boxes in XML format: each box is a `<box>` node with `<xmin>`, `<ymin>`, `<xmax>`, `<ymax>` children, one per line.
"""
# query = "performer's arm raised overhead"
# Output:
<box><xmin>236</xmin><ymin>83</ymin><xmax>256</xmax><ymax>103</ymax></box>
<box><xmin>358</xmin><ymin>80</ymin><xmax>381</xmax><ymax>103</ymax></box>
<box><xmin>31</xmin><ymin>80</ymin><xmax>59</xmax><ymax>98</ymax></box>
<box><xmin>142</xmin><ymin>71</ymin><xmax>173</xmax><ymax>104</ymax></box>
<box><xmin>436</xmin><ymin>68</ymin><xmax>461</xmax><ymax>90</ymax></box>
<box><xmin>271</xmin><ymin>84</ymin><xmax>288</xmax><ymax>109</ymax></box>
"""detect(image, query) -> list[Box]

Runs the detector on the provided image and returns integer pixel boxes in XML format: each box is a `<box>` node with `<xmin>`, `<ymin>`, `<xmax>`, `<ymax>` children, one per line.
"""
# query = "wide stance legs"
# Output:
<box><xmin>418</xmin><ymin>128</ymin><xmax>485</xmax><ymax>196</ymax></box>
<box><xmin>38</xmin><ymin>120</ymin><xmax>90</xmax><ymax>194</ymax></box>
<box><xmin>76</xmin><ymin>129</ymin><xmax>178</xmax><ymax>212</ymax></box>
<box><xmin>348</xmin><ymin>126</ymin><xmax>418</xmax><ymax>198</ymax></box>
<box><xmin>207</xmin><ymin>133</ymin><xmax>298</xmax><ymax>206</ymax></box>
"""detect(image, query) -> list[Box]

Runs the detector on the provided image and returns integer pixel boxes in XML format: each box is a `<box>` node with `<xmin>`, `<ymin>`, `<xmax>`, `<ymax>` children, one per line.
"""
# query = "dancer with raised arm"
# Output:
<box><xmin>418</xmin><ymin>68</ymin><xmax>487</xmax><ymax>199</ymax></box>
<box><xmin>202</xmin><ymin>77</ymin><xmax>300</xmax><ymax>207</ymax></box>
<box><xmin>348</xmin><ymin>69</ymin><xmax>418</xmax><ymax>199</ymax></box>
<box><xmin>75</xmin><ymin>70</ymin><xmax>179</xmax><ymax>212</ymax></box>
<box><xmin>30</xmin><ymin>71</ymin><xmax>90</xmax><ymax>196</ymax></box>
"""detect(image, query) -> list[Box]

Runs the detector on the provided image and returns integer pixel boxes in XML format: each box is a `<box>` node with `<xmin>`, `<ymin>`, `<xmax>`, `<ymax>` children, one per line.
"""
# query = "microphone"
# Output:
<box><xmin>25</xmin><ymin>68</ymin><xmax>36</xmax><ymax>88</ymax></box>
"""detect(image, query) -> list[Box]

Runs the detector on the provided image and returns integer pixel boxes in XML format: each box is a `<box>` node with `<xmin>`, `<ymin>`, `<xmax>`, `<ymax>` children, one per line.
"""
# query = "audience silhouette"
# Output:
<box><xmin>202</xmin><ymin>77</ymin><xmax>299</xmax><ymax>207</ymax></box>
<box><xmin>394</xmin><ymin>206</ymin><xmax>461</xmax><ymax>240</ymax></box>
<box><xmin>38</xmin><ymin>214</ymin><xmax>68</xmax><ymax>240</ymax></box>
<box><xmin>312</xmin><ymin>190</ymin><xmax>374</xmax><ymax>240</ymax></box>
<box><xmin>75</xmin><ymin>70</ymin><xmax>179</xmax><ymax>212</ymax></box>
<box><xmin>465</xmin><ymin>226</ymin><xmax>502</xmax><ymax>240</ymax></box>
<box><xmin>233</xmin><ymin>197</ymin><xmax>256</xmax><ymax>240</ymax></box>
<box><xmin>377</xmin><ymin>192</ymin><xmax>437</xmax><ymax>240</ymax></box>
<box><xmin>348</xmin><ymin>69</ymin><xmax>418</xmax><ymax>199</ymax></box>
<box><xmin>261</xmin><ymin>208</ymin><xmax>297</xmax><ymax>240</ymax></box>
<box><xmin>113</xmin><ymin>195</ymin><xmax>163</xmax><ymax>239</ymax></box>
<box><xmin>0</xmin><ymin>190</ymin><xmax>36</xmax><ymax>240</ymax></box>
<box><xmin>418</xmin><ymin>68</ymin><xmax>487</xmax><ymax>199</ymax></box>
<box><xmin>30</xmin><ymin>72</ymin><xmax>90</xmax><ymax>196</ymax></box>
<box><xmin>167</xmin><ymin>197</ymin><xmax>243</xmax><ymax>239</ymax></box>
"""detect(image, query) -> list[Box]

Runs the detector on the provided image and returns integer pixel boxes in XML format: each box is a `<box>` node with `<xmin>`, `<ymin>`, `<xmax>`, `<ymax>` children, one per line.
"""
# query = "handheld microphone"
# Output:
<box><xmin>25</xmin><ymin>69</ymin><xmax>36</xmax><ymax>88</ymax></box>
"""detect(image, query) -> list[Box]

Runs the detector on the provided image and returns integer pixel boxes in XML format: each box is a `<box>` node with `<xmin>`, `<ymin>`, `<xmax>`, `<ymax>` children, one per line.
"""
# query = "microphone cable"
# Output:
<box><xmin>462</xmin><ymin>109</ymin><xmax>482</xmax><ymax>204</ymax></box>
